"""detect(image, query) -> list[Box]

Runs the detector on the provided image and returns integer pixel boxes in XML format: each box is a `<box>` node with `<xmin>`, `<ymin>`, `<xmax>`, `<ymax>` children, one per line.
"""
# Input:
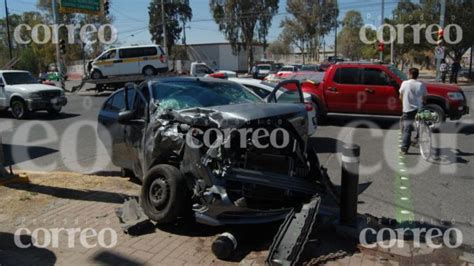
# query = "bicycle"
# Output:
<box><xmin>414</xmin><ymin>109</ymin><xmax>438</xmax><ymax>160</ymax></box>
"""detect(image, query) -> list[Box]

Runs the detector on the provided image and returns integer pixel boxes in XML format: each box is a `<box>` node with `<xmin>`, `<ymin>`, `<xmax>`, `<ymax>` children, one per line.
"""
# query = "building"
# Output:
<box><xmin>185</xmin><ymin>42</ymin><xmax>264</xmax><ymax>72</ymax></box>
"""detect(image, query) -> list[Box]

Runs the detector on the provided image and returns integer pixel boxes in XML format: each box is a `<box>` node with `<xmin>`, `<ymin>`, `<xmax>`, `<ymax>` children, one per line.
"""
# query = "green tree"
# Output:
<box><xmin>280</xmin><ymin>0</ymin><xmax>338</xmax><ymax>63</ymax></box>
<box><xmin>267</xmin><ymin>37</ymin><xmax>291</xmax><ymax>61</ymax></box>
<box><xmin>149</xmin><ymin>0</ymin><xmax>192</xmax><ymax>55</ymax></box>
<box><xmin>209</xmin><ymin>0</ymin><xmax>279</xmax><ymax>68</ymax></box>
<box><xmin>336</xmin><ymin>10</ymin><xmax>364</xmax><ymax>60</ymax></box>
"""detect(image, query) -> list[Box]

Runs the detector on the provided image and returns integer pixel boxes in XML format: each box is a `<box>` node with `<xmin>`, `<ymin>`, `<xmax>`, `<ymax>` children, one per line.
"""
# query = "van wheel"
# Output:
<box><xmin>11</xmin><ymin>99</ymin><xmax>28</xmax><ymax>119</ymax></box>
<box><xmin>142</xmin><ymin>66</ymin><xmax>156</xmax><ymax>76</ymax></box>
<box><xmin>140</xmin><ymin>164</ymin><xmax>188</xmax><ymax>224</ymax></box>
<box><xmin>91</xmin><ymin>70</ymin><xmax>103</xmax><ymax>80</ymax></box>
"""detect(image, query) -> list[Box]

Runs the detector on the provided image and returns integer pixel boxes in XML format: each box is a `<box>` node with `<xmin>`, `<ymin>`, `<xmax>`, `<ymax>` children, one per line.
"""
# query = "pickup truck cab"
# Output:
<box><xmin>295</xmin><ymin>62</ymin><xmax>469</xmax><ymax>124</ymax></box>
<box><xmin>0</xmin><ymin>70</ymin><xmax>67</xmax><ymax>119</ymax></box>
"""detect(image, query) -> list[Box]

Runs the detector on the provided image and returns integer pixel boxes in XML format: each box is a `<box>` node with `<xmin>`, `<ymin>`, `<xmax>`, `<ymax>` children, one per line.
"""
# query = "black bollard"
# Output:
<box><xmin>212</xmin><ymin>232</ymin><xmax>237</xmax><ymax>260</ymax></box>
<box><xmin>340</xmin><ymin>143</ymin><xmax>360</xmax><ymax>226</ymax></box>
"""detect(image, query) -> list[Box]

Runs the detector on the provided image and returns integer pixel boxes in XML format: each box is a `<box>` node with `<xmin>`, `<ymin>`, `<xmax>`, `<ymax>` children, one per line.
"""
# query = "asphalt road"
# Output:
<box><xmin>1</xmin><ymin>82</ymin><xmax>473</xmax><ymax>245</ymax></box>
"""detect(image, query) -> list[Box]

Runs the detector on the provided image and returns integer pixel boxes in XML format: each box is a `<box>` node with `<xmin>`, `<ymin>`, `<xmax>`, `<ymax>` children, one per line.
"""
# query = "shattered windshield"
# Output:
<box><xmin>151</xmin><ymin>80</ymin><xmax>262</xmax><ymax>111</ymax></box>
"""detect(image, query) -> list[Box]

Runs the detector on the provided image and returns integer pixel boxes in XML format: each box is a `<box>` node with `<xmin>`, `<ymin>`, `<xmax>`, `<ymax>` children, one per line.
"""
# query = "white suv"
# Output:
<box><xmin>0</xmin><ymin>70</ymin><xmax>67</xmax><ymax>119</ymax></box>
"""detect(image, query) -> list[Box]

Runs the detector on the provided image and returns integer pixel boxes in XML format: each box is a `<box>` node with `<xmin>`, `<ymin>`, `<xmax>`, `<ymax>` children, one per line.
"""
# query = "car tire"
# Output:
<box><xmin>91</xmin><ymin>70</ymin><xmax>103</xmax><ymax>80</ymax></box>
<box><xmin>10</xmin><ymin>99</ymin><xmax>28</xmax><ymax>119</ymax></box>
<box><xmin>142</xmin><ymin>66</ymin><xmax>156</xmax><ymax>76</ymax></box>
<box><xmin>313</xmin><ymin>100</ymin><xmax>327</xmax><ymax>125</ymax></box>
<box><xmin>424</xmin><ymin>104</ymin><xmax>446</xmax><ymax>129</ymax></box>
<box><xmin>140</xmin><ymin>164</ymin><xmax>188</xmax><ymax>224</ymax></box>
<box><xmin>47</xmin><ymin>107</ymin><xmax>61</xmax><ymax>116</ymax></box>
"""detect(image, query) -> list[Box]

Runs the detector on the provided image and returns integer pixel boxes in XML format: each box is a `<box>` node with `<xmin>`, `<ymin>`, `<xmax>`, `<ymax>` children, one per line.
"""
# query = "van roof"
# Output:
<box><xmin>112</xmin><ymin>44</ymin><xmax>162</xmax><ymax>50</ymax></box>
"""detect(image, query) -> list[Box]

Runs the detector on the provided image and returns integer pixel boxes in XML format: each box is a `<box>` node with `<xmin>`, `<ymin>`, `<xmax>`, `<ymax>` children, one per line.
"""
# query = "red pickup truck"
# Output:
<box><xmin>290</xmin><ymin>62</ymin><xmax>469</xmax><ymax>124</ymax></box>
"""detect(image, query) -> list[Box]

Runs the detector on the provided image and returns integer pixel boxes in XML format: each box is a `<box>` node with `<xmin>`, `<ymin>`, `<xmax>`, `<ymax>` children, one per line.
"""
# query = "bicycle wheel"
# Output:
<box><xmin>418</xmin><ymin>122</ymin><xmax>432</xmax><ymax>160</ymax></box>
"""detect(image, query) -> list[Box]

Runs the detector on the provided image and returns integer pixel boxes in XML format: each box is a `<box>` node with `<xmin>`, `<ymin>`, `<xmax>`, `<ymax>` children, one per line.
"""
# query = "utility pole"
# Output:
<box><xmin>334</xmin><ymin>22</ymin><xmax>338</xmax><ymax>59</ymax></box>
<box><xmin>161</xmin><ymin>0</ymin><xmax>168</xmax><ymax>55</ymax></box>
<box><xmin>379</xmin><ymin>0</ymin><xmax>384</xmax><ymax>62</ymax></box>
<box><xmin>4</xmin><ymin>0</ymin><xmax>13</xmax><ymax>60</ymax></box>
<box><xmin>435</xmin><ymin>0</ymin><xmax>446</xmax><ymax>81</ymax></box>
<box><xmin>52</xmin><ymin>0</ymin><xmax>62</xmax><ymax>81</ymax></box>
<box><xmin>469</xmin><ymin>46</ymin><xmax>472</xmax><ymax>77</ymax></box>
<box><xmin>390</xmin><ymin>14</ymin><xmax>394</xmax><ymax>64</ymax></box>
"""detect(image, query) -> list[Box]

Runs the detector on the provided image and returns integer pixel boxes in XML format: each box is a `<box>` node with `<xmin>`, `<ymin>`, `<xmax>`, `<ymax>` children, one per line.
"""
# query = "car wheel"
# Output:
<box><xmin>313</xmin><ymin>100</ymin><xmax>327</xmax><ymax>125</ymax></box>
<box><xmin>140</xmin><ymin>164</ymin><xmax>188</xmax><ymax>224</ymax></box>
<box><xmin>91</xmin><ymin>70</ymin><xmax>103</xmax><ymax>80</ymax></box>
<box><xmin>142</xmin><ymin>66</ymin><xmax>156</xmax><ymax>76</ymax></box>
<box><xmin>424</xmin><ymin>104</ymin><xmax>446</xmax><ymax>129</ymax></box>
<box><xmin>10</xmin><ymin>99</ymin><xmax>28</xmax><ymax>119</ymax></box>
<box><xmin>47</xmin><ymin>107</ymin><xmax>61</xmax><ymax>116</ymax></box>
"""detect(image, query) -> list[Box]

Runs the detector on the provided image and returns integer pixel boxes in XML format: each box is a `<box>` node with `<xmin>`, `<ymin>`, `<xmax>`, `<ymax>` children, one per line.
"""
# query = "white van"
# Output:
<box><xmin>88</xmin><ymin>45</ymin><xmax>168</xmax><ymax>79</ymax></box>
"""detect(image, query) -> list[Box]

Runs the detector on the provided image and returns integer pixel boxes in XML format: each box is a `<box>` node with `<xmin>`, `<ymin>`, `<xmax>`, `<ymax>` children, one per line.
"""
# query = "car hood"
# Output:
<box><xmin>426</xmin><ymin>82</ymin><xmax>461</xmax><ymax>93</ymax></box>
<box><xmin>8</xmin><ymin>84</ymin><xmax>62</xmax><ymax>92</ymax></box>
<box><xmin>169</xmin><ymin>103</ymin><xmax>307</xmax><ymax>129</ymax></box>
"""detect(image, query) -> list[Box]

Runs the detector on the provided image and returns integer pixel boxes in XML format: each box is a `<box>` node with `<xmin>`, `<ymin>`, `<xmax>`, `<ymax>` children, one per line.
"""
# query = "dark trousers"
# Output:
<box><xmin>450</xmin><ymin>71</ymin><xmax>459</xmax><ymax>84</ymax></box>
<box><xmin>401</xmin><ymin>110</ymin><xmax>418</xmax><ymax>150</ymax></box>
<box><xmin>441</xmin><ymin>72</ymin><xmax>447</xmax><ymax>83</ymax></box>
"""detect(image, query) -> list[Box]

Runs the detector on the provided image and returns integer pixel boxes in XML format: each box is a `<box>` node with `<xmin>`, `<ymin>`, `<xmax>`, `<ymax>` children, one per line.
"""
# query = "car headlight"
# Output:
<box><xmin>447</xmin><ymin>92</ymin><xmax>464</xmax><ymax>101</ymax></box>
<box><xmin>29</xmin><ymin>92</ymin><xmax>42</xmax><ymax>99</ymax></box>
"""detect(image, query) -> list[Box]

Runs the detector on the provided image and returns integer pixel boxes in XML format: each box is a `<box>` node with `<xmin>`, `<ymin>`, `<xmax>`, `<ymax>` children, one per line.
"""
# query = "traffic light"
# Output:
<box><xmin>437</xmin><ymin>28</ymin><xmax>444</xmax><ymax>45</ymax></box>
<box><xmin>59</xmin><ymin>39</ymin><xmax>66</xmax><ymax>55</ymax></box>
<box><xmin>104</xmin><ymin>0</ymin><xmax>110</xmax><ymax>16</ymax></box>
<box><xmin>377</xmin><ymin>41</ymin><xmax>384</xmax><ymax>52</ymax></box>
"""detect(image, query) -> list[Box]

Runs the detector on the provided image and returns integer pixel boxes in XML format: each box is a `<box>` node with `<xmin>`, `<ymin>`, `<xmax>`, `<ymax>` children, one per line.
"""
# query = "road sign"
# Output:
<box><xmin>435</xmin><ymin>46</ymin><xmax>445</xmax><ymax>59</ymax></box>
<box><xmin>59</xmin><ymin>0</ymin><xmax>102</xmax><ymax>15</ymax></box>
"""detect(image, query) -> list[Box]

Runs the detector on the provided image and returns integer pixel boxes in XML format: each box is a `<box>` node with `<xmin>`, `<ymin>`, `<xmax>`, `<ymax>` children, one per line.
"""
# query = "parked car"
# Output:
<box><xmin>288</xmin><ymin>62</ymin><xmax>469</xmax><ymax>125</ymax></box>
<box><xmin>229</xmin><ymin>77</ymin><xmax>317</xmax><ymax>135</ymax></box>
<box><xmin>276</xmin><ymin>65</ymin><xmax>299</xmax><ymax>77</ymax></box>
<box><xmin>98</xmin><ymin>77</ymin><xmax>322</xmax><ymax>226</ymax></box>
<box><xmin>0</xmin><ymin>70</ymin><xmax>67</xmax><ymax>119</ymax></box>
<box><xmin>88</xmin><ymin>45</ymin><xmax>169</xmax><ymax>79</ymax></box>
<box><xmin>251</xmin><ymin>64</ymin><xmax>272</xmax><ymax>79</ymax></box>
<box><xmin>189</xmin><ymin>62</ymin><xmax>237</xmax><ymax>78</ymax></box>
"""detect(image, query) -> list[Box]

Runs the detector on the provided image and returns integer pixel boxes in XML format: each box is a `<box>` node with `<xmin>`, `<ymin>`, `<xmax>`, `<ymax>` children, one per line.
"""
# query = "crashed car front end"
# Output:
<box><xmin>144</xmin><ymin>103</ymin><xmax>322</xmax><ymax>225</ymax></box>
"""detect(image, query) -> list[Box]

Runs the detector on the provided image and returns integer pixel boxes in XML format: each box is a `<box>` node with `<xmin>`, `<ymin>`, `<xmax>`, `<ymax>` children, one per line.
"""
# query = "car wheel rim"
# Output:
<box><xmin>12</xmin><ymin>102</ymin><xmax>24</xmax><ymax>118</ymax></box>
<box><xmin>149</xmin><ymin>177</ymin><xmax>170</xmax><ymax>210</ymax></box>
<box><xmin>145</xmin><ymin>68</ymin><xmax>153</xmax><ymax>76</ymax></box>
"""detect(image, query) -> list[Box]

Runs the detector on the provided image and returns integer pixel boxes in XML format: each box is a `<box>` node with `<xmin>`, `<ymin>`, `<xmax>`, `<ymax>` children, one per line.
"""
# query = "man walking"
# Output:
<box><xmin>399</xmin><ymin>68</ymin><xmax>427</xmax><ymax>154</ymax></box>
<box><xmin>450</xmin><ymin>60</ymin><xmax>461</xmax><ymax>84</ymax></box>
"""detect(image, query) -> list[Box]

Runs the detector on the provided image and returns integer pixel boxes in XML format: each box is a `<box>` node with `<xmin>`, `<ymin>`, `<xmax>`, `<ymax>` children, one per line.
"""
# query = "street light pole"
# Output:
<box><xmin>52</xmin><ymin>0</ymin><xmax>61</xmax><ymax>76</ymax></box>
<box><xmin>4</xmin><ymin>0</ymin><xmax>13</xmax><ymax>60</ymax></box>
<box><xmin>161</xmin><ymin>0</ymin><xmax>168</xmax><ymax>55</ymax></box>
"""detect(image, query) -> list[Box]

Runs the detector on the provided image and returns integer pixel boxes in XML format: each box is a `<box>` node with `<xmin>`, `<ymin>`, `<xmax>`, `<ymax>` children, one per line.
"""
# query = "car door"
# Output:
<box><xmin>119</xmin><ymin>48</ymin><xmax>142</xmax><ymax>75</ymax></box>
<box><xmin>361</xmin><ymin>68</ymin><xmax>401</xmax><ymax>115</ymax></box>
<box><xmin>97</xmin><ymin>89</ymin><xmax>135</xmax><ymax>169</ymax></box>
<box><xmin>122</xmin><ymin>84</ymin><xmax>149</xmax><ymax>178</ymax></box>
<box><xmin>0</xmin><ymin>75</ymin><xmax>6</xmax><ymax>109</ymax></box>
<box><xmin>324</xmin><ymin>67</ymin><xmax>365</xmax><ymax>113</ymax></box>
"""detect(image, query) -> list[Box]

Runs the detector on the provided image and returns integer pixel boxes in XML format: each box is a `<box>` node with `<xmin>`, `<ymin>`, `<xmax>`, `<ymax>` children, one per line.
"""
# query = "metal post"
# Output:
<box><xmin>340</xmin><ymin>144</ymin><xmax>360</xmax><ymax>226</ymax></box>
<box><xmin>469</xmin><ymin>46</ymin><xmax>472</xmax><ymax>77</ymax></box>
<box><xmin>4</xmin><ymin>0</ymin><xmax>13</xmax><ymax>60</ymax></box>
<box><xmin>379</xmin><ymin>0</ymin><xmax>384</xmax><ymax>62</ymax></box>
<box><xmin>334</xmin><ymin>22</ymin><xmax>338</xmax><ymax>58</ymax></box>
<box><xmin>390</xmin><ymin>14</ymin><xmax>395</xmax><ymax>64</ymax></box>
<box><xmin>436</xmin><ymin>0</ymin><xmax>446</xmax><ymax>81</ymax></box>
<box><xmin>52</xmin><ymin>0</ymin><xmax>64</xmax><ymax>89</ymax></box>
<box><xmin>161</xmin><ymin>0</ymin><xmax>167</xmax><ymax>55</ymax></box>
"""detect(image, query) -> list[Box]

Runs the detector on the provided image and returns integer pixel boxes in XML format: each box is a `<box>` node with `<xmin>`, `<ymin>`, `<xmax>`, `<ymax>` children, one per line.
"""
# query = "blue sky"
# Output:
<box><xmin>1</xmin><ymin>0</ymin><xmax>398</xmax><ymax>47</ymax></box>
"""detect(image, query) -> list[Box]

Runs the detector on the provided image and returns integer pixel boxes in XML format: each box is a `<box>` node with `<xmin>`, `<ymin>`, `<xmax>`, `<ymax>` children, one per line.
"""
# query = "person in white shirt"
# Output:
<box><xmin>439</xmin><ymin>60</ymin><xmax>448</xmax><ymax>83</ymax></box>
<box><xmin>399</xmin><ymin>68</ymin><xmax>427</xmax><ymax>154</ymax></box>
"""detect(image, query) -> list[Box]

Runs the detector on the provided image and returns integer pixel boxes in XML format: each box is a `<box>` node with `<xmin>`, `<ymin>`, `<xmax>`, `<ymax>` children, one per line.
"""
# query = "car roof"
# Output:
<box><xmin>109</xmin><ymin>44</ymin><xmax>161</xmax><ymax>50</ymax></box>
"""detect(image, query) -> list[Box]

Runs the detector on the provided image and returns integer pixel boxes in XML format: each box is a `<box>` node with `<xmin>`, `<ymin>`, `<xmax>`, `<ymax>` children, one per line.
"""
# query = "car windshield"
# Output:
<box><xmin>3</xmin><ymin>72</ymin><xmax>39</xmax><ymax>85</ymax></box>
<box><xmin>388</xmin><ymin>65</ymin><xmax>408</xmax><ymax>81</ymax></box>
<box><xmin>152</xmin><ymin>80</ymin><xmax>262</xmax><ymax>111</ymax></box>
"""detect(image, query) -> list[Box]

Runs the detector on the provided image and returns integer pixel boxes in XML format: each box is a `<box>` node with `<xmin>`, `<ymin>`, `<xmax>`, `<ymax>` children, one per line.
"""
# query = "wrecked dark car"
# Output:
<box><xmin>98</xmin><ymin>77</ymin><xmax>327</xmax><ymax>225</ymax></box>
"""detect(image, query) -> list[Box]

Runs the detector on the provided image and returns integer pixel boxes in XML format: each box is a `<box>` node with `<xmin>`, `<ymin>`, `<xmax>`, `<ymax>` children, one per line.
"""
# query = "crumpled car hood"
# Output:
<box><xmin>169</xmin><ymin>103</ymin><xmax>306</xmax><ymax>128</ymax></box>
